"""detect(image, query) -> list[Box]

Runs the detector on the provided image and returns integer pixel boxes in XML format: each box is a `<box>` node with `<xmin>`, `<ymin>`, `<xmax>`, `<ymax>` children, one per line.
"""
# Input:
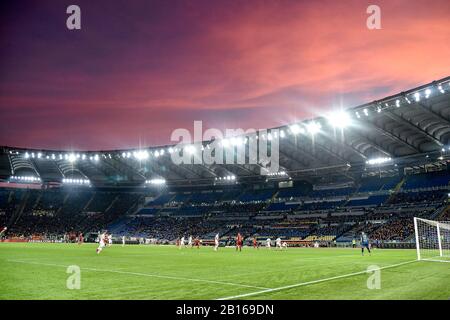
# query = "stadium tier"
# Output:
<box><xmin>0</xmin><ymin>169</ymin><xmax>448</xmax><ymax>244</ymax></box>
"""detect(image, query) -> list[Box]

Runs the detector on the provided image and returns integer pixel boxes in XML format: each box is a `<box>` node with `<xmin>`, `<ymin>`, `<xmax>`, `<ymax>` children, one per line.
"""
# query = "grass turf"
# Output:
<box><xmin>0</xmin><ymin>242</ymin><xmax>449</xmax><ymax>300</ymax></box>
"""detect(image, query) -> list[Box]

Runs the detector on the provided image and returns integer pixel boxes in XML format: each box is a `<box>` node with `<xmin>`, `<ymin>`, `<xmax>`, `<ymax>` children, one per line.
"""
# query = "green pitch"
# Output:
<box><xmin>0</xmin><ymin>242</ymin><xmax>449</xmax><ymax>300</ymax></box>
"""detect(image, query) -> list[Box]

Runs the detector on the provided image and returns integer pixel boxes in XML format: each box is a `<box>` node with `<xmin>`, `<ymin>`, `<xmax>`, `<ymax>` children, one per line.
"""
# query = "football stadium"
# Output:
<box><xmin>1</xmin><ymin>77</ymin><xmax>450</xmax><ymax>300</ymax></box>
<box><xmin>1</xmin><ymin>0</ymin><xmax>450</xmax><ymax>308</ymax></box>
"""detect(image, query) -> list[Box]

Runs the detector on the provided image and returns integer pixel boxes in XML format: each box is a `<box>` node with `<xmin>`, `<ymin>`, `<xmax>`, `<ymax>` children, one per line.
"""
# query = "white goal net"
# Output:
<box><xmin>414</xmin><ymin>217</ymin><xmax>450</xmax><ymax>262</ymax></box>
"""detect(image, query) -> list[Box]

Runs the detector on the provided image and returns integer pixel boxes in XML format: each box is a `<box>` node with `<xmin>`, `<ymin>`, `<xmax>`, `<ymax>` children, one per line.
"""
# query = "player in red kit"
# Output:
<box><xmin>236</xmin><ymin>233</ymin><xmax>243</xmax><ymax>252</ymax></box>
<box><xmin>253</xmin><ymin>237</ymin><xmax>258</xmax><ymax>249</ymax></box>
<box><xmin>194</xmin><ymin>237</ymin><xmax>200</xmax><ymax>249</ymax></box>
<box><xmin>78</xmin><ymin>232</ymin><xmax>84</xmax><ymax>245</ymax></box>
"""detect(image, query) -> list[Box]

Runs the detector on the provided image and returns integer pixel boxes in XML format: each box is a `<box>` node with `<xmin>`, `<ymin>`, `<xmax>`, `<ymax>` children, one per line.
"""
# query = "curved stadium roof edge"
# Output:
<box><xmin>1</xmin><ymin>76</ymin><xmax>450</xmax><ymax>186</ymax></box>
<box><xmin>2</xmin><ymin>75</ymin><xmax>450</xmax><ymax>154</ymax></box>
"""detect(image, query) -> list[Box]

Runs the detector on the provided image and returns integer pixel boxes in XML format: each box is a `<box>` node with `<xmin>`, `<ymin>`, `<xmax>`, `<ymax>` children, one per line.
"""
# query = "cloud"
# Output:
<box><xmin>0</xmin><ymin>0</ymin><xmax>449</xmax><ymax>149</ymax></box>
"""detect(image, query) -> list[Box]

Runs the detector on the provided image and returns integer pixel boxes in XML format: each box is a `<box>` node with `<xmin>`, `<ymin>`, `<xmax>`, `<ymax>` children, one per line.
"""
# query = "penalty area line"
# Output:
<box><xmin>7</xmin><ymin>259</ymin><xmax>269</xmax><ymax>290</ymax></box>
<box><xmin>216</xmin><ymin>260</ymin><xmax>417</xmax><ymax>300</ymax></box>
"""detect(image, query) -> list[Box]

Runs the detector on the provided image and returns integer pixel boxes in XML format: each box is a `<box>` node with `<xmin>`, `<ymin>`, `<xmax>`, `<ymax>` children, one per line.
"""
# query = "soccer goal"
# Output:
<box><xmin>414</xmin><ymin>217</ymin><xmax>450</xmax><ymax>262</ymax></box>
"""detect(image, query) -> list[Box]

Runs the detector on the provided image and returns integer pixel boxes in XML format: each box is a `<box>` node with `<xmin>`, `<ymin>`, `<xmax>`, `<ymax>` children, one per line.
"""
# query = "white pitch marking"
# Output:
<box><xmin>7</xmin><ymin>259</ymin><xmax>269</xmax><ymax>290</ymax></box>
<box><xmin>421</xmin><ymin>258</ymin><xmax>450</xmax><ymax>263</ymax></box>
<box><xmin>217</xmin><ymin>260</ymin><xmax>417</xmax><ymax>300</ymax></box>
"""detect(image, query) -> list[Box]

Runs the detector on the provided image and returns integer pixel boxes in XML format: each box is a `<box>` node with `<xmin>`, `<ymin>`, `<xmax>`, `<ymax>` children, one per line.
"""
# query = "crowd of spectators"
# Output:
<box><xmin>369</xmin><ymin>218</ymin><xmax>414</xmax><ymax>241</ymax></box>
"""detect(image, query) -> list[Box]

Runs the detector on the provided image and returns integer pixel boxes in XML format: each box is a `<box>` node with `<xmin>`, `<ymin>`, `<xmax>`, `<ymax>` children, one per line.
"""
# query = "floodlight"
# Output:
<box><xmin>306</xmin><ymin>121</ymin><xmax>321</xmax><ymax>135</ymax></box>
<box><xmin>289</xmin><ymin>124</ymin><xmax>302</xmax><ymax>134</ymax></box>
<box><xmin>328</xmin><ymin>111</ymin><xmax>351</xmax><ymax>128</ymax></box>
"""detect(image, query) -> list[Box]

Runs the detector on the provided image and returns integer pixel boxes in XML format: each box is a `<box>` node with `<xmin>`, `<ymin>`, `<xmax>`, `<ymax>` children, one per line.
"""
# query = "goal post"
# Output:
<box><xmin>414</xmin><ymin>217</ymin><xmax>450</xmax><ymax>263</ymax></box>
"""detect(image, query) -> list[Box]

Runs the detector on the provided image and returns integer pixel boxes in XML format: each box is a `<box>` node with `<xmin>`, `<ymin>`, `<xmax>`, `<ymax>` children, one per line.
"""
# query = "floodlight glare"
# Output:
<box><xmin>289</xmin><ymin>124</ymin><xmax>303</xmax><ymax>135</ymax></box>
<box><xmin>414</xmin><ymin>92</ymin><xmax>420</xmax><ymax>102</ymax></box>
<box><xmin>221</xmin><ymin>139</ymin><xmax>230</xmax><ymax>147</ymax></box>
<box><xmin>185</xmin><ymin>145</ymin><xmax>196</xmax><ymax>154</ymax></box>
<box><xmin>328</xmin><ymin>111</ymin><xmax>351</xmax><ymax>128</ymax></box>
<box><xmin>68</xmin><ymin>154</ymin><xmax>76</xmax><ymax>163</ymax></box>
<box><xmin>146</xmin><ymin>178</ymin><xmax>166</xmax><ymax>185</ymax></box>
<box><xmin>306</xmin><ymin>121</ymin><xmax>321</xmax><ymax>135</ymax></box>
<box><xmin>366</xmin><ymin>157</ymin><xmax>392</xmax><ymax>165</ymax></box>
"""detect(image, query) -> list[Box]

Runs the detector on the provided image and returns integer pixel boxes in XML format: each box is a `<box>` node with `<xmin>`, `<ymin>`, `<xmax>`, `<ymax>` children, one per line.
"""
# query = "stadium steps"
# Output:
<box><xmin>6</xmin><ymin>190</ymin><xmax>13</xmax><ymax>203</ymax></box>
<box><xmin>56</xmin><ymin>193</ymin><xmax>71</xmax><ymax>215</ymax></box>
<box><xmin>8</xmin><ymin>190</ymin><xmax>30</xmax><ymax>225</ymax></box>
<box><xmin>153</xmin><ymin>194</ymin><xmax>178</xmax><ymax>216</ymax></box>
<box><xmin>386</xmin><ymin>177</ymin><xmax>406</xmax><ymax>204</ymax></box>
<box><xmin>33</xmin><ymin>191</ymin><xmax>43</xmax><ymax>211</ymax></box>
<box><xmin>435</xmin><ymin>203</ymin><xmax>450</xmax><ymax>220</ymax></box>
<box><xmin>334</xmin><ymin>224</ymin><xmax>355</xmax><ymax>240</ymax></box>
<box><xmin>104</xmin><ymin>195</ymin><xmax>119</xmax><ymax>214</ymax></box>
<box><xmin>126</xmin><ymin>195</ymin><xmax>144</xmax><ymax>216</ymax></box>
<box><xmin>133</xmin><ymin>194</ymin><xmax>175</xmax><ymax>215</ymax></box>
<box><xmin>269</xmin><ymin>191</ymin><xmax>279</xmax><ymax>203</ymax></box>
<box><xmin>221</xmin><ymin>226</ymin><xmax>237</xmax><ymax>238</ymax></box>
<box><xmin>82</xmin><ymin>192</ymin><xmax>96</xmax><ymax>212</ymax></box>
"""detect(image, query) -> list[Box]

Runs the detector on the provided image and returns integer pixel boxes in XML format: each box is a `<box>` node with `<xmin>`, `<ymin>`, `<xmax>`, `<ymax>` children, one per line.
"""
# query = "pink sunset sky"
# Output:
<box><xmin>0</xmin><ymin>0</ymin><xmax>449</xmax><ymax>150</ymax></box>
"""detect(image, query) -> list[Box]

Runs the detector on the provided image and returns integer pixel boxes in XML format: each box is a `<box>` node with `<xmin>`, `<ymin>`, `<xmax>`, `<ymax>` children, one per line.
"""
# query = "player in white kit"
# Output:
<box><xmin>188</xmin><ymin>235</ymin><xmax>193</xmax><ymax>248</ymax></box>
<box><xmin>96</xmin><ymin>232</ymin><xmax>107</xmax><ymax>254</ymax></box>
<box><xmin>122</xmin><ymin>236</ymin><xmax>126</xmax><ymax>247</ymax></box>
<box><xmin>214</xmin><ymin>233</ymin><xmax>219</xmax><ymax>251</ymax></box>
<box><xmin>282</xmin><ymin>241</ymin><xmax>288</xmax><ymax>249</ymax></box>
<box><xmin>266</xmin><ymin>238</ymin><xmax>272</xmax><ymax>249</ymax></box>
<box><xmin>180</xmin><ymin>236</ymin><xmax>186</xmax><ymax>249</ymax></box>
<box><xmin>108</xmin><ymin>234</ymin><xmax>113</xmax><ymax>246</ymax></box>
<box><xmin>276</xmin><ymin>237</ymin><xmax>282</xmax><ymax>250</ymax></box>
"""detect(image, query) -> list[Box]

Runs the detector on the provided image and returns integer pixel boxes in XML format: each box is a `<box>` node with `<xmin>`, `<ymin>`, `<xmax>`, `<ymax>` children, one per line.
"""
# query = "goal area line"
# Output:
<box><xmin>421</xmin><ymin>258</ymin><xmax>450</xmax><ymax>263</ymax></box>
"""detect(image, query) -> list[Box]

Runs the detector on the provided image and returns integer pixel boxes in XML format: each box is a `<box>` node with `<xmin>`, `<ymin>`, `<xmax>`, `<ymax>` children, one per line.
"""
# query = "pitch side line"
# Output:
<box><xmin>7</xmin><ymin>259</ymin><xmax>269</xmax><ymax>290</ymax></box>
<box><xmin>216</xmin><ymin>260</ymin><xmax>417</xmax><ymax>300</ymax></box>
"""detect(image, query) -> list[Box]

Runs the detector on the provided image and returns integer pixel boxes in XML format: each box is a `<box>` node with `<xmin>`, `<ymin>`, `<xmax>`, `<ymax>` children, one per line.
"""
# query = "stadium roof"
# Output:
<box><xmin>1</xmin><ymin>76</ymin><xmax>450</xmax><ymax>187</ymax></box>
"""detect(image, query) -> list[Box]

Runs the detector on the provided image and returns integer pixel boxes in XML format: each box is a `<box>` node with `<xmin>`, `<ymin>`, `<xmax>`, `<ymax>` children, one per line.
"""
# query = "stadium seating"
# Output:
<box><xmin>358</xmin><ymin>175</ymin><xmax>401</xmax><ymax>193</ymax></box>
<box><xmin>345</xmin><ymin>195</ymin><xmax>389</xmax><ymax>207</ymax></box>
<box><xmin>403</xmin><ymin>170</ymin><xmax>450</xmax><ymax>190</ymax></box>
<box><xmin>1</xmin><ymin>169</ymin><xmax>449</xmax><ymax>242</ymax></box>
